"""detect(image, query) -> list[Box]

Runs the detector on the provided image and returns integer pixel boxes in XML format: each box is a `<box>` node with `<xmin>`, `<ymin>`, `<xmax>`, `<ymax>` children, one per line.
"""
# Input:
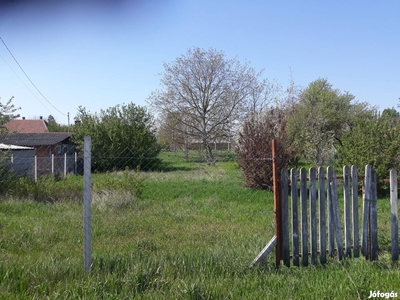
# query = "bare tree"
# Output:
<box><xmin>246</xmin><ymin>78</ymin><xmax>284</xmax><ymax>116</ymax></box>
<box><xmin>147</xmin><ymin>47</ymin><xmax>262</xmax><ymax>164</ymax></box>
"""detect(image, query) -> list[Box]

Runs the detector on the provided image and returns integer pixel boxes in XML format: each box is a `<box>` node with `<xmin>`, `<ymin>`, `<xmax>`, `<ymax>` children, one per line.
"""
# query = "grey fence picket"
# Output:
<box><xmin>343</xmin><ymin>166</ymin><xmax>352</xmax><ymax>258</ymax></box>
<box><xmin>362</xmin><ymin>165</ymin><xmax>371</xmax><ymax>258</ymax></box>
<box><xmin>390</xmin><ymin>170</ymin><xmax>399</xmax><ymax>261</ymax></box>
<box><xmin>370</xmin><ymin>170</ymin><xmax>378</xmax><ymax>260</ymax></box>
<box><xmin>291</xmin><ymin>168</ymin><xmax>300</xmax><ymax>266</ymax></box>
<box><xmin>318</xmin><ymin>167</ymin><xmax>326</xmax><ymax>264</ymax></box>
<box><xmin>309</xmin><ymin>168</ymin><xmax>317</xmax><ymax>265</ymax></box>
<box><xmin>329</xmin><ymin>167</ymin><xmax>344</xmax><ymax>260</ymax></box>
<box><xmin>351</xmin><ymin>165</ymin><xmax>360</xmax><ymax>258</ymax></box>
<box><xmin>300</xmin><ymin>168</ymin><xmax>308</xmax><ymax>266</ymax></box>
<box><xmin>281</xmin><ymin>169</ymin><xmax>290</xmax><ymax>267</ymax></box>
<box><xmin>327</xmin><ymin>167</ymin><xmax>335</xmax><ymax>256</ymax></box>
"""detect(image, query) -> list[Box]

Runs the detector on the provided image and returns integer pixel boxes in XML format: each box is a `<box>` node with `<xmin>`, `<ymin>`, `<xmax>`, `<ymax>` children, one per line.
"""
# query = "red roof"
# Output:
<box><xmin>2</xmin><ymin>119</ymin><xmax>48</xmax><ymax>133</ymax></box>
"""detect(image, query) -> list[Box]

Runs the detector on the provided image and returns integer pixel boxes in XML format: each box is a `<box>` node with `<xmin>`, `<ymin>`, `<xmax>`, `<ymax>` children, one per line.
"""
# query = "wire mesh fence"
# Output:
<box><xmin>0</xmin><ymin>137</ymin><xmax>275</xmax><ymax>274</ymax></box>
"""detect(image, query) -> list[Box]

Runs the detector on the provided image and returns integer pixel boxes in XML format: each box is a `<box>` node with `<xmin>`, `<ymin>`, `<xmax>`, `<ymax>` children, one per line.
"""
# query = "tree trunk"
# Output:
<box><xmin>204</xmin><ymin>141</ymin><xmax>215</xmax><ymax>165</ymax></box>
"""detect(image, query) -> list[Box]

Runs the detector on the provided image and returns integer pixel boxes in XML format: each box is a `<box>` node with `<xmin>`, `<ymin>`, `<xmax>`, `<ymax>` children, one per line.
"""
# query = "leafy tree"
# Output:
<box><xmin>147</xmin><ymin>47</ymin><xmax>263</xmax><ymax>165</ymax></box>
<box><xmin>286</xmin><ymin>78</ymin><xmax>370</xmax><ymax>166</ymax></box>
<box><xmin>0</xmin><ymin>96</ymin><xmax>21</xmax><ymax>185</ymax></box>
<box><xmin>72</xmin><ymin>103</ymin><xmax>161</xmax><ymax>172</ymax></box>
<box><xmin>337</xmin><ymin>109</ymin><xmax>400</xmax><ymax>181</ymax></box>
<box><xmin>46</xmin><ymin>115</ymin><xmax>69</xmax><ymax>132</ymax></box>
<box><xmin>0</xmin><ymin>96</ymin><xmax>20</xmax><ymax>125</ymax></box>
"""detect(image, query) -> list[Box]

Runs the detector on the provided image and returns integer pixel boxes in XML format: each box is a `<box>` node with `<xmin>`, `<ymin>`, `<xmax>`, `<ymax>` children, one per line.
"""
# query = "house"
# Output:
<box><xmin>0</xmin><ymin>132</ymin><xmax>76</xmax><ymax>176</ymax></box>
<box><xmin>2</xmin><ymin>116</ymin><xmax>48</xmax><ymax>133</ymax></box>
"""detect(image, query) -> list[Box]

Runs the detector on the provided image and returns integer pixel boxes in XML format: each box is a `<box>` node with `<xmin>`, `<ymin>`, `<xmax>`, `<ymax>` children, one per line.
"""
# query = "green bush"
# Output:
<box><xmin>72</xmin><ymin>103</ymin><xmax>161</xmax><ymax>172</ymax></box>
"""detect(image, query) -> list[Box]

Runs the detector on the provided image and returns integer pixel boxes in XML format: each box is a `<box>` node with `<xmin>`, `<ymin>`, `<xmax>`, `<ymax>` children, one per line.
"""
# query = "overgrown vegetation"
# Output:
<box><xmin>1</xmin><ymin>151</ymin><xmax>399</xmax><ymax>298</ymax></box>
<box><xmin>338</xmin><ymin>108</ymin><xmax>400</xmax><ymax>182</ymax></box>
<box><xmin>72</xmin><ymin>103</ymin><xmax>161</xmax><ymax>172</ymax></box>
<box><xmin>6</xmin><ymin>175</ymin><xmax>83</xmax><ymax>202</ymax></box>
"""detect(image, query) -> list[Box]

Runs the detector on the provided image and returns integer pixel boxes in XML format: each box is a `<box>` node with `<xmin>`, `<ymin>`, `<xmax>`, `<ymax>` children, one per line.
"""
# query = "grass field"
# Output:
<box><xmin>0</xmin><ymin>151</ymin><xmax>399</xmax><ymax>299</ymax></box>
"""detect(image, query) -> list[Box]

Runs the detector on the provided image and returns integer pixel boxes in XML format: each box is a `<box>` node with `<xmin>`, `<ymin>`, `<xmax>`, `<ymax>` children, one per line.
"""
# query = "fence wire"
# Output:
<box><xmin>0</xmin><ymin>141</ymin><xmax>275</xmax><ymax>273</ymax></box>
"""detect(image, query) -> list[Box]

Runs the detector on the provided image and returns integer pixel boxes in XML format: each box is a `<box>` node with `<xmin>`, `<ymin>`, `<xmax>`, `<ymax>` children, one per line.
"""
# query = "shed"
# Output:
<box><xmin>0</xmin><ymin>133</ymin><xmax>75</xmax><ymax>176</ymax></box>
<box><xmin>0</xmin><ymin>143</ymin><xmax>35</xmax><ymax>177</ymax></box>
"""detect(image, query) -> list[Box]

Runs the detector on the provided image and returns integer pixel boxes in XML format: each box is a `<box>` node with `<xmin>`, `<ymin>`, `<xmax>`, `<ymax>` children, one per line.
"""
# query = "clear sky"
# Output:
<box><xmin>1</xmin><ymin>0</ymin><xmax>399</xmax><ymax>125</ymax></box>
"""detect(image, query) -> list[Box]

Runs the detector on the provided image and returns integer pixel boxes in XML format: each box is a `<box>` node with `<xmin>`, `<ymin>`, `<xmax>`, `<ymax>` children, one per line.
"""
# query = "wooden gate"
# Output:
<box><xmin>251</xmin><ymin>163</ymin><xmax>399</xmax><ymax>267</ymax></box>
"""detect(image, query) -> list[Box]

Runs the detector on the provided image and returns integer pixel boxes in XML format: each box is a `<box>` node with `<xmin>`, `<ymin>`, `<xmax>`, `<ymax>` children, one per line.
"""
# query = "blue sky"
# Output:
<box><xmin>1</xmin><ymin>0</ymin><xmax>399</xmax><ymax>125</ymax></box>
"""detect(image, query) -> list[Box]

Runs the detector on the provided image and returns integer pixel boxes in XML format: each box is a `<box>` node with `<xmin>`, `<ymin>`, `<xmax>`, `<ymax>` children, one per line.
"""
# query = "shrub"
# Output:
<box><xmin>72</xmin><ymin>103</ymin><xmax>161</xmax><ymax>172</ymax></box>
<box><xmin>235</xmin><ymin>111</ymin><xmax>296</xmax><ymax>191</ymax></box>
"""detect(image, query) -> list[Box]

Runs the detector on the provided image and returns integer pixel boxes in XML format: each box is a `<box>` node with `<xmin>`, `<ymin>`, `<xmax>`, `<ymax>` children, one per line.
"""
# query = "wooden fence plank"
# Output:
<box><xmin>281</xmin><ymin>169</ymin><xmax>290</xmax><ymax>267</ymax></box>
<box><xmin>300</xmin><ymin>168</ymin><xmax>308</xmax><ymax>266</ymax></box>
<box><xmin>291</xmin><ymin>169</ymin><xmax>299</xmax><ymax>266</ymax></box>
<box><xmin>250</xmin><ymin>236</ymin><xmax>277</xmax><ymax>267</ymax></box>
<box><xmin>327</xmin><ymin>167</ymin><xmax>335</xmax><ymax>256</ymax></box>
<box><xmin>390</xmin><ymin>169</ymin><xmax>399</xmax><ymax>261</ymax></box>
<box><xmin>318</xmin><ymin>167</ymin><xmax>326</xmax><ymax>264</ymax></box>
<box><xmin>309</xmin><ymin>168</ymin><xmax>317</xmax><ymax>265</ymax></box>
<box><xmin>351</xmin><ymin>165</ymin><xmax>359</xmax><ymax>258</ymax></box>
<box><xmin>370</xmin><ymin>170</ymin><xmax>378</xmax><ymax>260</ymax></box>
<box><xmin>329</xmin><ymin>167</ymin><xmax>344</xmax><ymax>260</ymax></box>
<box><xmin>343</xmin><ymin>166</ymin><xmax>351</xmax><ymax>258</ymax></box>
<box><xmin>362</xmin><ymin>165</ymin><xmax>372</xmax><ymax>258</ymax></box>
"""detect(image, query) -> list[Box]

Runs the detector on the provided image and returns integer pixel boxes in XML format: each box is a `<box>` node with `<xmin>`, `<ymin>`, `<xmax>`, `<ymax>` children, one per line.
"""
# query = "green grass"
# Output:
<box><xmin>1</xmin><ymin>150</ymin><xmax>400</xmax><ymax>299</ymax></box>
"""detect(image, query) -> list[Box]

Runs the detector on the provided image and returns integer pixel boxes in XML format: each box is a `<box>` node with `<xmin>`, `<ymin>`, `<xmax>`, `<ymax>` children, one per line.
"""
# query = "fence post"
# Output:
<box><xmin>272</xmin><ymin>139</ymin><xmax>282</xmax><ymax>267</ymax></box>
<box><xmin>390</xmin><ymin>169</ymin><xmax>399</xmax><ymax>261</ymax></box>
<box><xmin>74</xmin><ymin>152</ymin><xmax>78</xmax><ymax>175</ymax></box>
<box><xmin>84</xmin><ymin>136</ymin><xmax>92</xmax><ymax>273</ymax></box>
<box><xmin>34</xmin><ymin>155</ymin><xmax>38</xmax><ymax>182</ymax></box>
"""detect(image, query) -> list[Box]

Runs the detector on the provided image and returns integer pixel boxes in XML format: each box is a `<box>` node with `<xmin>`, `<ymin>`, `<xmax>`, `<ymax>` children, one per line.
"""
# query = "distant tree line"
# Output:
<box><xmin>3</xmin><ymin>47</ymin><xmax>400</xmax><ymax>190</ymax></box>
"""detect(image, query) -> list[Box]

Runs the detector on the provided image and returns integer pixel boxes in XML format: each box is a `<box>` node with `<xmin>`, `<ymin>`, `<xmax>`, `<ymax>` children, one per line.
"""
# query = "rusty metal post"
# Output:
<box><xmin>272</xmin><ymin>139</ymin><xmax>282</xmax><ymax>267</ymax></box>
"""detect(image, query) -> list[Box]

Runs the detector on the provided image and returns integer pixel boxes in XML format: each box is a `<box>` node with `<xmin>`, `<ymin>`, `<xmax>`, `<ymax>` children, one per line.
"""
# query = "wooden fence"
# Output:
<box><xmin>251</xmin><ymin>163</ymin><xmax>399</xmax><ymax>267</ymax></box>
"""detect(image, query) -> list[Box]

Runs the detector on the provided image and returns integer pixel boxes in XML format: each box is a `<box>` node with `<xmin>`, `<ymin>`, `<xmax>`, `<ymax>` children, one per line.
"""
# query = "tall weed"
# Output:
<box><xmin>92</xmin><ymin>167</ymin><xmax>146</xmax><ymax>209</ymax></box>
<box><xmin>6</xmin><ymin>175</ymin><xmax>83</xmax><ymax>203</ymax></box>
